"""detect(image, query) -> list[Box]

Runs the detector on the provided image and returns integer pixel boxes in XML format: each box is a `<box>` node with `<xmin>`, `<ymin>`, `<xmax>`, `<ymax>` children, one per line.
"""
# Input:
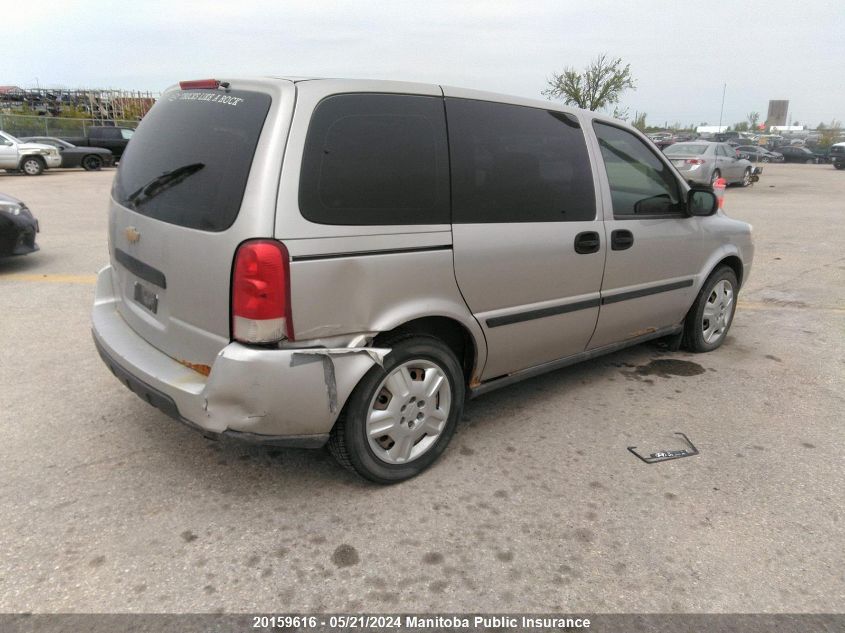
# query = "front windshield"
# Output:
<box><xmin>664</xmin><ymin>143</ymin><xmax>708</xmax><ymax>156</ymax></box>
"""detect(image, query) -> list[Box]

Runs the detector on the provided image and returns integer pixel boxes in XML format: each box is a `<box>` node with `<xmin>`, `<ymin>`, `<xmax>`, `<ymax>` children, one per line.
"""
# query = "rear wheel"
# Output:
<box><xmin>328</xmin><ymin>335</ymin><xmax>465</xmax><ymax>484</ymax></box>
<box><xmin>710</xmin><ymin>169</ymin><xmax>721</xmax><ymax>185</ymax></box>
<box><xmin>762</xmin><ymin>156</ymin><xmax>770</xmax><ymax>163</ymax></box>
<box><xmin>82</xmin><ymin>155</ymin><xmax>103</xmax><ymax>171</ymax></box>
<box><xmin>683</xmin><ymin>266</ymin><xmax>738</xmax><ymax>353</ymax></box>
<box><xmin>20</xmin><ymin>156</ymin><xmax>44</xmax><ymax>176</ymax></box>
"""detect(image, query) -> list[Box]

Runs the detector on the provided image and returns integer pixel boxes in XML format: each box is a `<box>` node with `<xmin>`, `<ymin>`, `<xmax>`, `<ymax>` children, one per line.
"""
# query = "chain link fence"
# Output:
<box><xmin>0</xmin><ymin>114</ymin><xmax>138</xmax><ymax>139</ymax></box>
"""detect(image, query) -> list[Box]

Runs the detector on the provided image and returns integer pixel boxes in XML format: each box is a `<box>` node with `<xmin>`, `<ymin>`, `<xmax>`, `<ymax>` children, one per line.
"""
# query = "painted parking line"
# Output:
<box><xmin>0</xmin><ymin>273</ymin><xmax>97</xmax><ymax>284</ymax></box>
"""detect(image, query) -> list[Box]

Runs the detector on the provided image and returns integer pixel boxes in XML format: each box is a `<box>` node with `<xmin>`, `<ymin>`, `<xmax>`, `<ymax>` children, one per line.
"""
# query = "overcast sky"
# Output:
<box><xmin>7</xmin><ymin>1</ymin><xmax>845</xmax><ymax>127</ymax></box>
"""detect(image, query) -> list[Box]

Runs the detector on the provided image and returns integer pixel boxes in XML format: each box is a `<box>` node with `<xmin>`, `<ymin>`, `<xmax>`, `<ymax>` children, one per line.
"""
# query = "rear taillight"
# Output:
<box><xmin>685</xmin><ymin>159</ymin><xmax>705</xmax><ymax>165</ymax></box>
<box><xmin>232</xmin><ymin>240</ymin><xmax>293</xmax><ymax>344</ymax></box>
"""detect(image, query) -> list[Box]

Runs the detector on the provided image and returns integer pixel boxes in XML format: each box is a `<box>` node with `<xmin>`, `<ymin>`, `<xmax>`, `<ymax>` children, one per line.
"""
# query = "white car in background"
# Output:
<box><xmin>664</xmin><ymin>141</ymin><xmax>755</xmax><ymax>187</ymax></box>
<box><xmin>0</xmin><ymin>130</ymin><xmax>62</xmax><ymax>175</ymax></box>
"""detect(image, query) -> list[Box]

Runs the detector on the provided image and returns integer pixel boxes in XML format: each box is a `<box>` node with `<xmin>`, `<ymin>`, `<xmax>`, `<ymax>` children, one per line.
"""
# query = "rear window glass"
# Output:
<box><xmin>114</xmin><ymin>89</ymin><xmax>271</xmax><ymax>232</ymax></box>
<box><xmin>664</xmin><ymin>143</ymin><xmax>708</xmax><ymax>155</ymax></box>
<box><xmin>446</xmin><ymin>99</ymin><xmax>595</xmax><ymax>223</ymax></box>
<box><xmin>299</xmin><ymin>93</ymin><xmax>449</xmax><ymax>225</ymax></box>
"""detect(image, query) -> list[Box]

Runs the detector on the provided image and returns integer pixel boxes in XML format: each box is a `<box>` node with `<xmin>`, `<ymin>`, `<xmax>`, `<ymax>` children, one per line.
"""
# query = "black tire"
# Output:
<box><xmin>710</xmin><ymin>169</ymin><xmax>721</xmax><ymax>185</ymax></box>
<box><xmin>740</xmin><ymin>167</ymin><xmax>752</xmax><ymax>187</ymax></box>
<box><xmin>328</xmin><ymin>335</ymin><xmax>465</xmax><ymax>484</ymax></box>
<box><xmin>82</xmin><ymin>155</ymin><xmax>103</xmax><ymax>171</ymax></box>
<box><xmin>835</xmin><ymin>163</ymin><xmax>845</xmax><ymax>170</ymax></box>
<box><xmin>20</xmin><ymin>156</ymin><xmax>44</xmax><ymax>176</ymax></box>
<box><xmin>683</xmin><ymin>266</ymin><xmax>739</xmax><ymax>353</ymax></box>
<box><xmin>762</xmin><ymin>157</ymin><xmax>770</xmax><ymax>163</ymax></box>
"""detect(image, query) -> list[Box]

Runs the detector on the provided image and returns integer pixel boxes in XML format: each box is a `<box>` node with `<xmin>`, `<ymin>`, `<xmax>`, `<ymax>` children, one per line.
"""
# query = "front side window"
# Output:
<box><xmin>299</xmin><ymin>93</ymin><xmax>449</xmax><ymax>225</ymax></box>
<box><xmin>593</xmin><ymin>122</ymin><xmax>683</xmax><ymax>218</ymax></box>
<box><xmin>446</xmin><ymin>98</ymin><xmax>595</xmax><ymax>223</ymax></box>
<box><xmin>120</xmin><ymin>129</ymin><xmax>134</xmax><ymax>140</ymax></box>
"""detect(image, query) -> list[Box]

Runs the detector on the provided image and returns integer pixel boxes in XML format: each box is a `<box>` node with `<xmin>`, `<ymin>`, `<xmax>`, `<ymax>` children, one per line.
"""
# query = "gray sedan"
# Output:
<box><xmin>664</xmin><ymin>141</ymin><xmax>754</xmax><ymax>187</ymax></box>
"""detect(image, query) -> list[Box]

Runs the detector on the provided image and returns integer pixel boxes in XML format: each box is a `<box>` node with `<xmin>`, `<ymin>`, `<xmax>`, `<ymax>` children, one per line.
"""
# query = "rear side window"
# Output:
<box><xmin>114</xmin><ymin>89</ymin><xmax>271</xmax><ymax>231</ymax></box>
<box><xmin>299</xmin><ymin>94</ymin><xmax>449</xmax><ymax>225</ymax></box>
<box><xmin>446</xmin><ymin>98</ymin><xmax>595</xmax><ymax>223</ymax></box>
<box><xmin>593</xmin><ymin>122</ymin><xmax>683</xmax><ymax>218</ymax></box>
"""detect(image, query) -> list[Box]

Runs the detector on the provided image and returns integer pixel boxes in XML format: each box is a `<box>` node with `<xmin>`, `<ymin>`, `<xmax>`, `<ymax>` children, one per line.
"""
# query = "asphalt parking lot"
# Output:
<box><xmin>0</xmin><ymin>164</ymin><xmax>843</xmax><ymax>614</ymax></box>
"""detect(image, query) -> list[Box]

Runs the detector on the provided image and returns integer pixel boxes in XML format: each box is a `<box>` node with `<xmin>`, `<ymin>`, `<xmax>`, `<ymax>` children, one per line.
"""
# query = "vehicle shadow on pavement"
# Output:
<box><xmin>112</xmin><ymin>339</ymin><xmax>683</xmax><ymax>491</ymax></box>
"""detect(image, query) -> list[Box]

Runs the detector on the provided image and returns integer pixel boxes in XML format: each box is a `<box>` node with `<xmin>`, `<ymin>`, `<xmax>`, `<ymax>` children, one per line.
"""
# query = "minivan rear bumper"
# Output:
<box><xmin>92</xmin><ymin>265</ymin><xmax>384</xmax><ymax>447</ymax></box>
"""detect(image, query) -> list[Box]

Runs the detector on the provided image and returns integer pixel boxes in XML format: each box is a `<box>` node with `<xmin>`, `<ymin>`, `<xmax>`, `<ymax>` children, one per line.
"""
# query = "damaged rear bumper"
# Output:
<box><xmin>92</xmin><ymin>266</ymin><xmax>386</xmax><ymax>447</ymax></box>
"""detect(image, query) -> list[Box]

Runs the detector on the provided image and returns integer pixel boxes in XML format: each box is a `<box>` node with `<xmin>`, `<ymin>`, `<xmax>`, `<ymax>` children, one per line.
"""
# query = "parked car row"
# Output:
<box><xmin>21</xmin><ymin>137</ymin><xmax>115</xmax><ymax>170</ymax></box>
<box><xmin>0</xmin><ymin>124</ymin><xmax>133</xmax><ymax>175</ymax></box>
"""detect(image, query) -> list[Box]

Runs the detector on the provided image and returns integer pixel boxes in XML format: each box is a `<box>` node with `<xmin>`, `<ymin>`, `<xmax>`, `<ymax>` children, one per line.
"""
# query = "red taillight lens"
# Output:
<box><xmin>179</xmin><ymin>79</ymin><xmax>220</xmax><ymax>90</ymax></box>
<box><xmin>685</xmin><ymin>158</ymin><xmax>705</xmax><ymax>165</ymax></box>
<box><xmin>232</xmin><ymin>240</ymin><xmax>293</xmax><ymax>343</ymax></box>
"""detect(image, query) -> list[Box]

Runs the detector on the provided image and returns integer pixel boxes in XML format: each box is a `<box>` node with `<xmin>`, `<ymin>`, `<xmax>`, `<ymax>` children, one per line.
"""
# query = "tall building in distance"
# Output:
<box><xmin>766</xmin><ymin>100</ymin><xmax>789</xmax><ymax>127</ymax></box>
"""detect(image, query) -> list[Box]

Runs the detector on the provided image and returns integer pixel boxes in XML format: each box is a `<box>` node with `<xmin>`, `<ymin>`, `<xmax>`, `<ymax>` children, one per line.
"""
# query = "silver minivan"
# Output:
<box><xmin>92</xmin><ymin>77</ymin><xmax>754</xmax><ymax>483</ymax></box>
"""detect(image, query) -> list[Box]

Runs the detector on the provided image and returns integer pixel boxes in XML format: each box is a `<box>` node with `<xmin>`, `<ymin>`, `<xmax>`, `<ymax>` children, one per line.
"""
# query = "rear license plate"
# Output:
<box><xmin>133</xmin><ymin>282</ymin><xmax>158</xmax><ymax>314</ymax></box>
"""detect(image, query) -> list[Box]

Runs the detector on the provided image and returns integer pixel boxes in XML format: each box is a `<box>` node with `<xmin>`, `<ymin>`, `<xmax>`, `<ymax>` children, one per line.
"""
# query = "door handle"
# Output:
<box><xmin>574</xmin><ymin>231</ymin><xmax>600</xmax><ymax>254</ymax></box>
<box><xmin>611</xmin><ymin>229</ymin><xmax>634</xmax><ymax>250</ymax></box>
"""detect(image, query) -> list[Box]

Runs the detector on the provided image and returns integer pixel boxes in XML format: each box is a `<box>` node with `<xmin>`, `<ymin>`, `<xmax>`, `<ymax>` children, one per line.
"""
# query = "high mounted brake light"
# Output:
<box><xmin>179</xmin><ymin>79</ymin><xmax>221</xmax><ymax>90</ymax></box>
<box><xmin>232</xmin><ymin>240</ymin><xmax>294</xmax><ymax>344</ymax></box>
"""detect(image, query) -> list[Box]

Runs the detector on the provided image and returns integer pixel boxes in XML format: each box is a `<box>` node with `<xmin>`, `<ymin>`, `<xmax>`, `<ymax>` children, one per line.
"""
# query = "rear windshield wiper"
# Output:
<box><xmin>126</xmin><ymin>162</ymin><xmax>205</xmax><ymax>209</ymax></box>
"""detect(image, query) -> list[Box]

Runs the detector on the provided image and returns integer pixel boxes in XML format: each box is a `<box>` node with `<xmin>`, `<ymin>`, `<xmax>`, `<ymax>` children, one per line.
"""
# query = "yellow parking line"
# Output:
<box><xmin>0</xmin><ymin>273</ymin><xmax>97</xmax><ymax>284</ymax></box>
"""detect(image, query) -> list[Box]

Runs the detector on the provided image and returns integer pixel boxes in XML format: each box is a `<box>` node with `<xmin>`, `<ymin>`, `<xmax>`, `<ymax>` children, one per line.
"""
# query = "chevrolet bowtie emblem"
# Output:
<box><xmin>124</xmin><ymin>226</ymin><xmax>141</xmax><ymax>244</ymax></box>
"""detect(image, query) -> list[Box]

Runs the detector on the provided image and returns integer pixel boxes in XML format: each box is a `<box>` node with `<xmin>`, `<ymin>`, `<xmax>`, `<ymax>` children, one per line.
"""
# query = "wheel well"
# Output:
<box><xmin>20</xmin><ymin>154</ymin><xmax>45</xmax><ymax>166</ymax></box>
<box><xmin>715</xmin><ymin>255</ymin><xmax>743</xmax><ymax>286</ymax></box>
<box><xmin>374</xmin><ymin>317</ymin><xmax>477</xmax><ymax>385</ymax></box>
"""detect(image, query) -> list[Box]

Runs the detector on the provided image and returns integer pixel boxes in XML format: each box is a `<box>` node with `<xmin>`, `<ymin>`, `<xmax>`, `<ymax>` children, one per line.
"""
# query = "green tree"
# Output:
<box><xmin>818</xmin><ymin>120</ymin><xmax>842</xmax><ymax>147</ymax></box>
<box><xmin>542</xmin><ymin>54</ymin><xmax>636</xmax><ymax>112</ymax></box>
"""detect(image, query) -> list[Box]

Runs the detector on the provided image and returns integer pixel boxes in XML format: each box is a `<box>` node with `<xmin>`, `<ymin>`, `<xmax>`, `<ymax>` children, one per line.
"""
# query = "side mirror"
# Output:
<box><xmin>688</xmin><ymin>188</ymin><xmax>718</xmax><ymax>216</ymax></box>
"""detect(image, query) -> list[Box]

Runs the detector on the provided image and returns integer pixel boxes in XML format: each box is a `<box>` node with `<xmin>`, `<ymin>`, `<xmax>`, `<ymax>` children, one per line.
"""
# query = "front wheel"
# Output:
<box><xmin>835</xmin><ymin>163</ymin><xmax>845</xmax><ymax>170</ymax></box>
<box><xmin>328</xmin><ymin>335</ymin><xmax>465</xmax><ymax>483</ymax></box>
<box><xmin>762</xmin><ymin>156</ymin><xmax>770</xmax><ymax>163</ymax></box>
<box><xmin>740</xmin><ymin>168</ymin><xmax>752</xmax><ymax>187</ymax></box>
<box><xmin>683</xmin><ymin>266</ymin><xmax>738</xmax><ymax>353</ymax></box>
<box><xmin>82</xmin><ymin>155</ymin><xmax>103</xmax><ymax>171</ymax></box>
<box><xmin>20</xmin><ymin>157</ymin><xmax>44</xmax><ymax>176</ymax></box>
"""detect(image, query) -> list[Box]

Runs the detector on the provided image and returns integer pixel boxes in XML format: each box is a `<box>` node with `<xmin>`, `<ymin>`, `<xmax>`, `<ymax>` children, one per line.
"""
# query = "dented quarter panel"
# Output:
<box><xmin>287</xmin><ymin>247</ymin><xmax>488</xmax><ymax>377</ymax></box>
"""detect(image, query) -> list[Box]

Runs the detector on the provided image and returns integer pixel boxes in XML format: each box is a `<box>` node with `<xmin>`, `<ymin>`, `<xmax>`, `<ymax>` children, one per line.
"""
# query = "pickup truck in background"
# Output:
<box><xmin>60</xmin><ymin>126</ymin><xmax>135</xmax><ymax>159</ymax></box>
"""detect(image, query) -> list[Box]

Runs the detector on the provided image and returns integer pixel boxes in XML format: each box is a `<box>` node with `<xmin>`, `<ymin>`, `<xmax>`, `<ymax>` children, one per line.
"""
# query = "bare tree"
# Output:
<box><xmin>542</xmin><ymin>54</ymin><xmax>636</xmax><ymax>112</ymax></box>
<box><xmin>632</xmin><ymin>112</ymin><xmax>647</xmax><ymax>131</ymax></box>
<box><xmin>747</xmin><ymin>111</ymin><xmax>760</xmax><ymax>129</ymax></box>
